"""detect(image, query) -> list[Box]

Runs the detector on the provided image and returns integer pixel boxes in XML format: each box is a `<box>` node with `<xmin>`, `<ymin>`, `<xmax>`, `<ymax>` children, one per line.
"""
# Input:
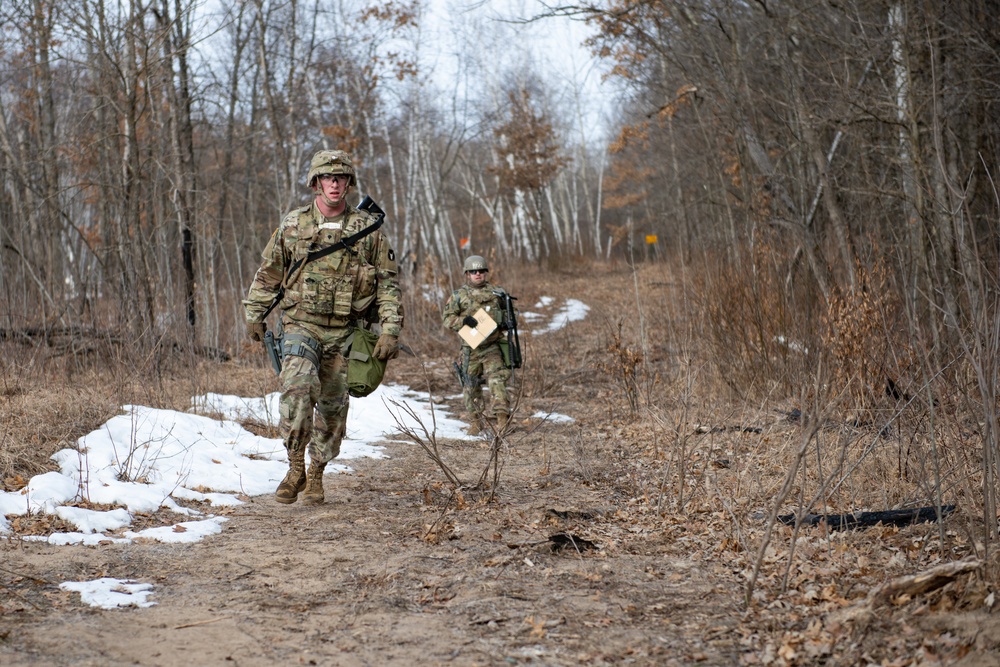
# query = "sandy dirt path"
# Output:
<box><xmin>2</xmin><ymin>413</ymin><xmax>744</xmax><ymax>666</ymax></box>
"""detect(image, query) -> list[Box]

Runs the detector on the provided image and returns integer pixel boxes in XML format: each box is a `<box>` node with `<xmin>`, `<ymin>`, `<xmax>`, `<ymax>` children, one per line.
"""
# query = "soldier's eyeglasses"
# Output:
<box><xmin>319</xmin><ymin>174</ymin><xmax>348</xmax><ymax>183</ymax></box>
<box><xmin>468</xmin><ymin>269</ymin><xmax>487</xmax><ymax>275</ymax></box>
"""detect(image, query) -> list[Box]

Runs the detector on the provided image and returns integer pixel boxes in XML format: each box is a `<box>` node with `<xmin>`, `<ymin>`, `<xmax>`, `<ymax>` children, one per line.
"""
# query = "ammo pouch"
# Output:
<box><xmin>498</xmin><ymin>339</ymin><xmax>512</xmax><ymax>369</ymax></box>
<box><xmin>345</xmin><ymin>327</ymin><xmax>386</xmax><ymax>398</ymax></box>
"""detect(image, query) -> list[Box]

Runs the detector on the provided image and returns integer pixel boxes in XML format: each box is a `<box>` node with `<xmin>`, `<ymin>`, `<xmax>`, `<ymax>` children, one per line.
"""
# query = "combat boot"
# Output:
<box><xmin>275</xmin><ymin>449</ymin><xmax>306</xmax><ymax>504</ymax></box>
<box><xmin>495</xmin><ymin>414</ymin><xmax>512</xmax><ymax>433</ymax></box>
<box><xmin>300</xmin><ymin>461</ymin><xmax>327</xmax><ymax>505</ymax></box>
<box><xmin>465</xmin><ymin>412</ymin><xmax>484</xmax><ymax>435</ymax></box>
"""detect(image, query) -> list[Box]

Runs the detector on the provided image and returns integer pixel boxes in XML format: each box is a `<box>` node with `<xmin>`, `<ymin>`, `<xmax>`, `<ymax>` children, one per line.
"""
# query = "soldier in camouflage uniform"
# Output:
<box><xmin>244</xmin><ymin>150</ymin><xmax>403</xmax><ymax>505</ymax></box>
<box><xmin>442</xmin><ymin>256</ymin><xmax>512</xmax><ymax>434</ymax></box>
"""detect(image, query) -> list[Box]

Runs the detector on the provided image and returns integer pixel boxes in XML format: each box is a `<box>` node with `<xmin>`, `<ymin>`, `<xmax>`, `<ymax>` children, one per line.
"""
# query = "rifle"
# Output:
<box><xmin>453</xmin><ymin>349</ymin><xmax>484</xmax><ymax>388</ymax></box>
<box><xmin>453</xmin><ymin>361</ymin><xmax>471</xmax><ymax>388</ymax></box>
<box><xmin>356</xmin><ymin>195</ymin><xmax>385</xmax><ymax>226</ymax></box>
<box><xmin>495</xmin><ymin>290</ymin><xmax>522</xmax><ymax>369</ymax></box>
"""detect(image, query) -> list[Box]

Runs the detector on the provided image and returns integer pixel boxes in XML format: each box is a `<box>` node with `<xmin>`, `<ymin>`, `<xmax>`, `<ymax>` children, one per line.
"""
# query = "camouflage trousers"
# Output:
<box><xmin>463</xmin><ymin>342</ymin><xmax>511</xmax><ymax>419</ymax></box>
<box><xmin>278</xmin><ymin>320</ymin><xmax>352</xmax><ymax>465</ymax></box>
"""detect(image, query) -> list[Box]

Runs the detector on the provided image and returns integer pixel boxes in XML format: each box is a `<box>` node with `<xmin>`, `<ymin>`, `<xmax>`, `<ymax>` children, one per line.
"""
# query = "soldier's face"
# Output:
<box><xmin>466</xmin><ymin>269</ymin><xmax>488</xmax><ymax>287</ymax></box>
<box><xmin>315</xmin><ymin>173</ymin><xmax>350</xmax><ymax>206</ymax></box>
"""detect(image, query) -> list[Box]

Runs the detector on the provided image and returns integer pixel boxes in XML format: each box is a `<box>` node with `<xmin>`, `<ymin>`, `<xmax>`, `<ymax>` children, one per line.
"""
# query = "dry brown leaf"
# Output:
<box><xmin>4</xmin><ymin>475</ymin><xmax>27</xmax><ymax>490</ymax></box>
<box><xmin>525</xmin><ymin>615</ymin><xmax>547</xmax><ymax>638</ymax></box>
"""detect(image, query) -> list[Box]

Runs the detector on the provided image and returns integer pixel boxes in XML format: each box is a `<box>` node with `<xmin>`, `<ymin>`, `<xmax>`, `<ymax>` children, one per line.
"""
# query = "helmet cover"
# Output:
<box><xmin>307</xmin><ymin>150</ymin><xmax>356</xmax><ymax>187</ymax></box>
<box><xmin>463</xmin><ymin>255</ymin><xmax>489</xmax><ymax>272</ymax></box>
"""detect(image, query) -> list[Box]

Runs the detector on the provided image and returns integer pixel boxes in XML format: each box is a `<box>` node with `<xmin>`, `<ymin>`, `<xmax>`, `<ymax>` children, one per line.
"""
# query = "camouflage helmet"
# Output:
<box><xmin>463</xmin><ymin>255</ymin><xmax>489</xmax><ymax>272</ymax></box>
<box><xmin>307</xmin><ymin>149</ymin><xmax>356</xmax><ymax>187</ymax></box>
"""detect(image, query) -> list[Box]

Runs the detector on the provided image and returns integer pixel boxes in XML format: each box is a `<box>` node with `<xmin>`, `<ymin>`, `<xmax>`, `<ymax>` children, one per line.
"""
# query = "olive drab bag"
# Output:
<box><xmin>346</xmin><ymin>327</ymin><xmax>386</xmax><ymax>398</ymax></box>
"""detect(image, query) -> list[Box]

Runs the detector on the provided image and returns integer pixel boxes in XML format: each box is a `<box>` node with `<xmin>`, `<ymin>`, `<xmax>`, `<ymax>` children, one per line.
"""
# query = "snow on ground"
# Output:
<box><xmin>0</xmin><ymin>384</ymin><xmax>471</xmax><ymax>545</ymax></box>
<box><xmin>2</xmin><ymin>295</ymin><xmax>587</xmax><ymax>608</ymax></box>
<box><xmin>59</xmin><ymin>578</ymin><xmax>157</xmax><ymax>610</ymax></box>
<box><xmin>523</xmin><ymin>297</ymin><xmax>590</xmax><ymax>335</ymax></box>
<box><xmin>532</xmin><ymin>411</ymin><xmax>575</xmax><ymax>424</ymax></box>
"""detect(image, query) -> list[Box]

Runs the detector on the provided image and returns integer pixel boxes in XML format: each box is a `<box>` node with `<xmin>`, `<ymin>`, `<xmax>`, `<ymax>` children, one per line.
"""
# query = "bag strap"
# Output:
<box><xmin>260</xmin><ymin>197</ymin><xmax>385</xmax><ymax>321</ymax></box>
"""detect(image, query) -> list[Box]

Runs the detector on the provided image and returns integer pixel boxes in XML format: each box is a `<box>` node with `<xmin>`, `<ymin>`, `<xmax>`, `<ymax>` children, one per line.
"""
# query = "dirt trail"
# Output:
<box><xmin>2</xmin><ymin>415</ymin><xmax>743</xmax><ymax>666</ymax></box>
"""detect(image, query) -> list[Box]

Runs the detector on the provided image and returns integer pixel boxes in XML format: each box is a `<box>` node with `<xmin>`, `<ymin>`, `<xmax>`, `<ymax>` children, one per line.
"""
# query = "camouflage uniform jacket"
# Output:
<box><xmin>442</xmin><ymin>281</ymin><xmax>507</xmax><ymax>347</ymax></box>
<box><xmin>243</xmin><ymin>202</ymin><xmax>403</xmax><ymax>336</ymax></box>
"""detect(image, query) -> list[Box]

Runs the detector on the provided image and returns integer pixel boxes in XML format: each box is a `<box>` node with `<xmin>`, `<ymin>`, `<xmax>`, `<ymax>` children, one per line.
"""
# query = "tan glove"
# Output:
<box><xmin>372</xmin><ymin>333</ymin><xmax>399</xmax><ymax>360</ymax></box>
<box><xmin>247</xmin><ymin>321</ymin><xmax>266</xmax><ymax>342</ymax></box>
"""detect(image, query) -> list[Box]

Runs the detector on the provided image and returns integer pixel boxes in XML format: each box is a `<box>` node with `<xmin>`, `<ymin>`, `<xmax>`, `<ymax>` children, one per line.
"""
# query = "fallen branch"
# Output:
<box><xmin>506</xmin><ymin>532</ymin><xmax>599</xmax><ymax>554</ymax></box>
<box><xmin>829</xmin><ymin>559</ymin><xmax>981</xmax><ymax>627</ymax></box>
<box><xmin>867</xmin><ymin>559</ymin><xmax>981</xmax><ymax>607</ymax></box>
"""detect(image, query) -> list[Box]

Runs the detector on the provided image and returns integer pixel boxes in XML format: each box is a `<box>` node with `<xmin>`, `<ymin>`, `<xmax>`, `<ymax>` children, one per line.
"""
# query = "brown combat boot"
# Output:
<box><xmin>300</xmin><ymin>461</ymin><xmax>327</xmax><ymax>505</ymax></box>
<box><xmin>275</xmin><ymin>450</ymin><xmax>306</xmax><ymax>504</ymax></box>
<box><xmin>465</xmin><ymin>412</ymin><xmax>484</xmax><ymax>435</ymax></box>
<box><xmin>495</xmin><ymin>414</ymin><xmax>512</xmax><ymax>434</ymax></box>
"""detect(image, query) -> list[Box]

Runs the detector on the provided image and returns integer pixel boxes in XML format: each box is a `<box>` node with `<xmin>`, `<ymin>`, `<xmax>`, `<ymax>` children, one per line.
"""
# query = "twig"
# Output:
<box><xmin>422</xmin><ymin>502</ymin><xmax>453</xmax><ymax>542</ymax></box>
<box><xmin>384</xmin><ymin>396</ymin><xmax>463</xmax><ymax>487</ymax></box>
<box><xmin>745</xmin><ymin>412</ymin><xmax>822</xmax><ymax>606</ymax></box>
<box><xmin>0</xmin><ymin>564</ymin><xmax>52</xmax><ymax>584</ymax></box>
<box><xmin>0</xmin><ymin>583</ymin><xmax>44</xmax><ymax>610</ymax></box>
<box><xmin>174</xmin><ymin>616</ymin><xmax>230</xmax><ymax>630</ymax></box>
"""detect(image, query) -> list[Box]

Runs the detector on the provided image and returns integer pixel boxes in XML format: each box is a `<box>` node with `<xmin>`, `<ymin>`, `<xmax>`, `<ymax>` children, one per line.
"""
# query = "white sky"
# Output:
<box><xmin>1</xmin><ymin>296</ymin><xmax>589</xmax><ymax>609</ymax></box>
<box><xmin>191</xmin><ymin>0</ymin><xmax>611</xmax><ymax>146</ymax></box>
<box><xmin>418</xmin><ymin>0</ymin><xmax>610</xmax><ymax>143</ymax></box>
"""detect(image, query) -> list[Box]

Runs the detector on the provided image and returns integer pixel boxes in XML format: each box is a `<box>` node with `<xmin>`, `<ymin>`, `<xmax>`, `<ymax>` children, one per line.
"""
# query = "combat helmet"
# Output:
<box><xmin>463</xmin><ymin>255</ymin><xmax>489</xmax><ymax>273</ymax></box>
<box><xmin>307</xmin><ymin>149</ymin><xmax>356</xmax><ymax>187</ymax></box>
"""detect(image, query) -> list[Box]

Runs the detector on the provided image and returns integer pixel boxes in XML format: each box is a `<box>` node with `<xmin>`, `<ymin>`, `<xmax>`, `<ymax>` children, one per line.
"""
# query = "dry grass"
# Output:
<box><xmin>567</xmin><ymin>256</ymin><xmax>996</xmax><ymax>634</ymax></box>
<box><xmin>1</xmin><ymin>368</ymin><xmax>121</xmax><ymax>487</ymax></box>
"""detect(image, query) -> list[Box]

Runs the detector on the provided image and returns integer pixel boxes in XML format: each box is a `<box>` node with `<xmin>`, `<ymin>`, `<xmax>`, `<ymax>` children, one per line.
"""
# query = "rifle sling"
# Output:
<box><xmin>260</xmin><ymin>215</ymin><xmax>384</xmax><ymax>321</ymax></box>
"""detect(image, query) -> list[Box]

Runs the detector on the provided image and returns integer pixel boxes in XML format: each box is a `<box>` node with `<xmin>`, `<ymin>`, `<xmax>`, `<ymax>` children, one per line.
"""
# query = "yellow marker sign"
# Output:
<box><xmin>645</xmin><ymin>234</ymin><xmax>658</xmax><ymax>245</ymax></box>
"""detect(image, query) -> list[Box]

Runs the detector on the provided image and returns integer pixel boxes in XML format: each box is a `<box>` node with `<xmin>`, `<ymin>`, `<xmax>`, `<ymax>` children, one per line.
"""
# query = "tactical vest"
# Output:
<box><xmin>459</xmin><ymin>284</ymin><xmax>504</xmax><ymax>344</ymax></box>
<box><xmin>278</xmin><ymin>206</ymin><xmax>381</xmax><ymax>324</ymax></box>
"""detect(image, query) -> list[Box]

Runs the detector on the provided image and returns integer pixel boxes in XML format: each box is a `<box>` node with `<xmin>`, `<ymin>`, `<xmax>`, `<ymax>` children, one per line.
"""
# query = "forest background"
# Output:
<box><xmin>4</xmin><ymin>0</ymin><xmax>1000</xmax><ymax>645</ymax></box>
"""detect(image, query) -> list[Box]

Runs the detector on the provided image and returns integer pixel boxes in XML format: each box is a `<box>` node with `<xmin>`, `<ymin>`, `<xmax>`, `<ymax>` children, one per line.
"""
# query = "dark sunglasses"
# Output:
<box><xmin>467</xmin><ymin>269</ymin><xmax>488</xmax><ymax>275</ymax></box>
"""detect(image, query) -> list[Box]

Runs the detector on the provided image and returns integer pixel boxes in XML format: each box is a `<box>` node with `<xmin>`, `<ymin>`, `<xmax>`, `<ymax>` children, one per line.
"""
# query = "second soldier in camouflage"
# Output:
<box><xmin>442</xmin><ymin>255</ymin><xmax>513</xmax><ymax>434</ymax></box>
